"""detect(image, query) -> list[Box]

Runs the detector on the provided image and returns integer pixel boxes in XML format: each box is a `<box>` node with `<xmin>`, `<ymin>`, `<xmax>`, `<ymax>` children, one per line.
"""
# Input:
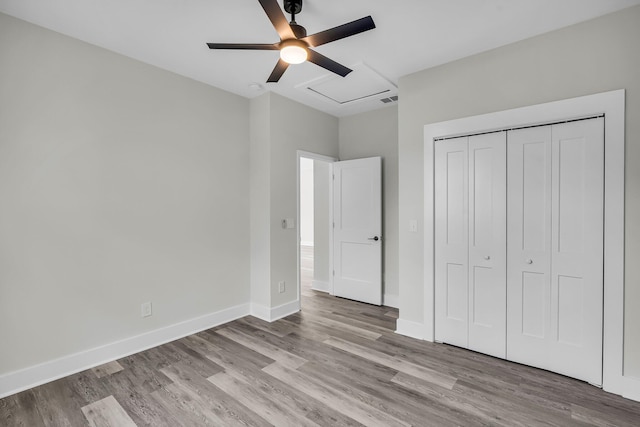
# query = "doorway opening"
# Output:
<box><xmin>297</xmin><ymin>151</ymin><xmax>335</xmax><ymax>308</ymax></box>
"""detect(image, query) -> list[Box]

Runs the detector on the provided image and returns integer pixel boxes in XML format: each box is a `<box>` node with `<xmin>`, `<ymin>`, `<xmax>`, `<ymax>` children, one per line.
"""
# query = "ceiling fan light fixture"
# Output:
<box><xmin>279</xmin><ymin>39</ymin><xmax>308</xmax><ymax>64</ymax></box>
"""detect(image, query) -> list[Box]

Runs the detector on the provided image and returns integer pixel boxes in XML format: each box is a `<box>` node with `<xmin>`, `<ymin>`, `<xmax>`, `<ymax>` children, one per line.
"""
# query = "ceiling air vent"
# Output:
<box><xmin>380</xmin><ymin>95</ymin><xmax>399</xmax><ymax>104</ymax></box>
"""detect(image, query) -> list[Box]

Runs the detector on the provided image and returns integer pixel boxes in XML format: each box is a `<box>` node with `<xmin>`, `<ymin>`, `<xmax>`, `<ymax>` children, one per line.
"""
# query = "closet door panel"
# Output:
<box><xmin>507</xmin><ymin>126</ymin><xmax>553</xmax><ymax>368</ymax></box>
<box><xmin>549</xmin><ymin>118</ymin><xmax>604</xmax><ymax>386</ymax></box>
<box><xmin>446</xmin><ymin>263</ymin><xmax>467</xmax><ymax>322</ymax></box>
<box><xmin>435</xmin><ymin>137</ymin><xmax>469</xmax><ymax>348</ymax></box>
<box><xmin>468</xmin><ymin>132</ymin><xmax>506</xmax><ymax>358</ymax></box>
<box><xmin>521</xmin><ymin>272</ymin><xmax>546</xmax><ymax>338</ymax></box>
<box><xmin>507</xmin><ymin>118</ymin><xmax>604</xmax><ymax>385</ymax></box>
<box><xmin>521</xmin><ymin>141</ymin><xmax>549</xmax><ymax>253</ymax></box>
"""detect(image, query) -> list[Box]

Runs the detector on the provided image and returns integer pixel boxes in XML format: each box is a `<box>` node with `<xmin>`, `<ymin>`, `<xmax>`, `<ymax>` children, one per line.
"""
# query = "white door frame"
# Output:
<box><xmin>423</xmin><ymin>90</ymin><xmax>633</xmax><ymax>398</ymax></box>
<box><xmin>296</xmin><ymin>150</ymin><xmax>337</xmax><ymax>310</ymax></box>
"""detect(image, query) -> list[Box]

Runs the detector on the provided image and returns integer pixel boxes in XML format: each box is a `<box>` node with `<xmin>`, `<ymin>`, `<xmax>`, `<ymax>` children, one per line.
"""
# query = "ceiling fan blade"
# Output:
<box><xmin>267</xmin><ymin>59</ymin><xmax>290</xmax><ymax>83</ymax></box>
<box><xmin>258</xmin><ymin>0</ymin><xmax>296</xmax><ymax>40</ymax></box>
<box><xmin>307</xmin><ymin>49</ymin><xmax>352</xmax><ymax>77</ymax></box>
<box><xmin>207</xmin><ymin>43</ymin><xmax>279</xmax><ymax>50</ymax></box>
<box><xmin>302</xmin><ymin>16</ymin><xmax>375</xmax><ymax>47</ymax></box>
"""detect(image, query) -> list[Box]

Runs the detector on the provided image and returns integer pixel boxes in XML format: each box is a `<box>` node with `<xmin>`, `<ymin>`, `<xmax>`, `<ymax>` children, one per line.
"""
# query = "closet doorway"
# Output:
<box><xmin>434</xmin><ymin>117</ymin><xmax>604</xmax><ymax>385</ymax></box>
<box><xmin>423</xmin><ymin>90</ymin><xmax>626</xmax><ymax>395</ymax></box>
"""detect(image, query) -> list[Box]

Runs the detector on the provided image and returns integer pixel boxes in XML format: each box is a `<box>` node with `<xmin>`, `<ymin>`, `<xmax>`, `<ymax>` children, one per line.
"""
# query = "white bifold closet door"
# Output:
<box><xmin>434</xmin><ymin>132</ymin><xmax>507</xmax><ymax>359</ymax></box>
<box><xmin>507</xmin><ymin>118</ymin><xmax>604</xmax><ymax>386</ymax></box>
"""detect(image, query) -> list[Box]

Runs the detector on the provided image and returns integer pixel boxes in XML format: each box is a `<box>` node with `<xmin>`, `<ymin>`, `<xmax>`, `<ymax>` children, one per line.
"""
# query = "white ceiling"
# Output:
<box><xmin>1</xmin><ymin>0</ymin><xmax>639</xmax><ymax>117</ymax></box>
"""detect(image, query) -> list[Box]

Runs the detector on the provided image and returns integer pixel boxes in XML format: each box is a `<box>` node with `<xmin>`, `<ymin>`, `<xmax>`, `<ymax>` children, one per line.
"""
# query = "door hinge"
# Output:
<box><xmin>332</xmin><ymin>174</ymin><xmax>335</xmax><ymax>180</ymax></box>
<box><xmin>333</xmin><ymin>270</ymin><xmax>335</xmax><ymax>276</ymax></box>
<box><xmin>332</xmin><ymin>222</ymin><xmax>335</xmax><ymax>229</ymax></box>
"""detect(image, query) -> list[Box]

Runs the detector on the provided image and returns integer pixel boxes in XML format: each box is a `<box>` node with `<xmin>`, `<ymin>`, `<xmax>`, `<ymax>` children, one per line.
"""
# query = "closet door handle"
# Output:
<box><xmin>526</xmin><ymin>259</ymin><xmax>533</xmax><ymax>264</ymax></box>
<box><xmin>484</xmin><ymin>255</ymin><xmax>490</xmax><ymax>260</ymax></box>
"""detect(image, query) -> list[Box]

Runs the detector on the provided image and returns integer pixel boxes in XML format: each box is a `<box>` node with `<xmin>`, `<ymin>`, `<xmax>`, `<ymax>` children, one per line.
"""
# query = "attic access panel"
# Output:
<box><xmin>297</xmin><ymin>63</ymin><xmax>397</xmax><ymax>105</ymax></box>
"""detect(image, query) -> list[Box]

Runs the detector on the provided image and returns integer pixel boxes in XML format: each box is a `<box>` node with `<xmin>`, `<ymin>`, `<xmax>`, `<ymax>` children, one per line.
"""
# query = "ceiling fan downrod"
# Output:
<box><xmin>284</xmin><ymin>0</ymin><xmax>306</xmax><ymax>38</ymax></box>
<box><xmin>283</xmin><ymin>0</ymin><xmax>302</xmax><ymax>17</ymax></box>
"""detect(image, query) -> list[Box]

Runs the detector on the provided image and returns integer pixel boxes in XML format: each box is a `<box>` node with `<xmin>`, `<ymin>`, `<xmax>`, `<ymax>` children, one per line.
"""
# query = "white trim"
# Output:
<box><xmin>0</xmin><ymin>303</ymin><xmax>250</xmax><ymax>399</ymax></box>
<box><xmin>395</xmin><ymin>318</ymin><xmax>425</xmax><ymax>340</ymax></box>
<box><xmin>300</xmin><ymin>240</ymin><xmax>314</xmax><ymax>247</ymax></box>
<box><xmin>296</xmin><ymin>150</ymin><xmax>337</xmax><ymax>309</ymax></box>
<box><xmin>250</xmin><ymin>303</ymin><xmax>272</xmax><ymax>322</ymax></box>
<box><xmin>269</xmin><ymin>300</ymin><xmax>300</xmax><ymax>321</ymax></box>
<box><xmin>383</xmin><ymin>293</ymin><xmax>399</xmax><ymax>309</ymax></box>
<box><xmin>311</xmin><ymin>280</ymin><xmax>330</xmax><ymax>293</ymax></box>
<box><xmin>621</xmin><ymin>376</ymin><xmax>640</xmax><ymax>402</ymax></box>
<box><xmin>423</xmin><ymin>89</ymin><xmax>626</xmax><ymax>396</ymax></box>
<box><xmin>328</xmin><ymin>161</ymin><xmax>335</xmax><ymax>295</ymax></box>
<box><xmin>251</xmin><ymin>300</ymin><xmax>299</xmax><ymax>322</ymax></box>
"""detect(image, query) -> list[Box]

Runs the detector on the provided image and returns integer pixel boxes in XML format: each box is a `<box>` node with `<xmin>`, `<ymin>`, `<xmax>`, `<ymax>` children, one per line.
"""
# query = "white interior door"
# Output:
<box><xmin>507</xmin><ymin>118</ymin><xmax>604</xmax><ymax>385</ymax></box>
<box><xmin>467</xmin><ymin>133</ymin><xmax>507</xmax><ymax>358</ymax></box>
<box><xmin>435</xmin><ymin>133</ymin><xmax>506</xmax><ymax>357</ymax></box>
<box><xmin>435</xmin><ymin>137</ymin><xmax>469</xmax><ymax>348</ymax></box>
<box><xmin>506</xmin><ymin>125</ymin><xmax>553</xmax><ymax>368</ymax></box>
<box><xmin>333</xmin><ymin>157</ymin><xmax>382</xmax><ymax>305</ymax></box>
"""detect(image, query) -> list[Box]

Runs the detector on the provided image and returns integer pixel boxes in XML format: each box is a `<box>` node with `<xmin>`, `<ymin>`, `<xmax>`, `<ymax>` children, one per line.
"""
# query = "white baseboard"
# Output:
<box><xmin>621</xmin><ymin>375</ymin><xmax>640</xmax><ymax>402</ymax></box>
<box><xmin>251</xmin><ymin>300</ymin><xmax>300</xmax><ymax>322</ymax></box>
<box><xmin>270</xmin><ymin>300</ymin><xmax>300</xmax><ymax>321</ymax></box>
<box><xmin>383</xmin><ymin>293</ymin><xmax>399</xmax><ymax>309</ymax></box>
<box><xmin>395</xmin><ymin>318</ymin><xmax>425</xmax><ymax>340</ymax></box>
<box><xmin>250</xmin><ymin>303</ymin><xmax>271</xmax><ymax>322</ymax></box>
<box><xmin>0</xmin><ymin>303</ymin><xmax>250</xmax><ymax>399</ymax></box>
<box><xmin>311</xmin><ymin>280</ymin><xmax>330</xmax><ymax>293</ymax></box>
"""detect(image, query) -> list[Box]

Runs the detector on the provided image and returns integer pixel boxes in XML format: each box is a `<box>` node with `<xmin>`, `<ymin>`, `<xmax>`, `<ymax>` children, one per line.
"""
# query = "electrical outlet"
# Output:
<box><xmin>278</xmin><ymin>281</ymin><xmax>285</xmax><ymax>293</ymax></box>
<box><xmin>141</xmin><ymin>302</ymin><xmax>152</xmax><ymax>318</ymax></box>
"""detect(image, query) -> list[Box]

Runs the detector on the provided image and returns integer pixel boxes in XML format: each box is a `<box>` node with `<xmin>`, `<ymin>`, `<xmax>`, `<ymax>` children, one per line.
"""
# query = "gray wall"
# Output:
<box><xmin>313</xmin><ymin>160</ymin><xmax>332</xmax><ymax>289</ymax></box>
<box><xmin>339</xmin><ymin>106</ymin><xmax>399</xmax><ymax>304</ymax></box>
<box><xmin>249</xmin><ymin>92</ymin><xmax>339</xmax><ymax>311</ymax></box>
<box><xmin>397</xmin><ymin>5</ymin><xmax>640</xmax><ymax>376</ymax></box>
<box><xmin>0</xmin><ymin>13</ymin><xmax>251</xmax><ymax>375</ymax></box>
<box><xmin>250</xmin><ymin>94</ymin><xmax>271</xmax><ymax>310</ymax></box>
<box><xmin>269</xmin><ymin>93</ymin><xmax>339</xmax><ymax>307</ymax></box>
<box><xmin>299</xmin><ymin>158</ymin><xmax>314</xmax><ymax>246</ymax></box>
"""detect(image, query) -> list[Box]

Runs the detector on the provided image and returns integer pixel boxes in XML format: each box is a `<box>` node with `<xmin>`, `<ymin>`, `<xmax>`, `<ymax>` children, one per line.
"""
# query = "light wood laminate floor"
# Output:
<box><xmin>2</xmin><ymin>246</ymin><xmax>640</xmax><ymax>426</ymax></box>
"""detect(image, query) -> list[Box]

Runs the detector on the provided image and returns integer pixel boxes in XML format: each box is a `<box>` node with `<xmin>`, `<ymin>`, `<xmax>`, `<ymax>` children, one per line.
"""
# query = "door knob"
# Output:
<box><xmin>484</xmin><ymin>255</ymin><xmax>491</xmax><ymax>260</ymax></box>
<box><xmin>526</xmin><ymin>259</ymin><xmax>533</xmax><ymax>264</ymax></box>
<box><xmin>368</xmin><ymin>236</ymin><xmax>380</xmax><ymax>241</ymax></box>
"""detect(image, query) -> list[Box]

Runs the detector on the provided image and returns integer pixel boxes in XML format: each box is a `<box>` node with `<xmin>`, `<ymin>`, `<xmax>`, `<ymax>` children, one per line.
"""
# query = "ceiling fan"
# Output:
<box><xmin>206</xmin><ymin>0</ymin><xmax>375</xmax><ymax>83</ymax></box>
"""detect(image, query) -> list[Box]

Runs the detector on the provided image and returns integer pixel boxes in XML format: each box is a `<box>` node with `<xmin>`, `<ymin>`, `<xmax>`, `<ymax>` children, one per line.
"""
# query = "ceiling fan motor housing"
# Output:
<box><xmin>284</xmin><ymin>0</ymin><xmax>302</xmax><ymax>15</ymax></box>
<box><xmin>290</xmin><ymin>23</ymin><xmax>307</xmax><ymax>38</ymax></box>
